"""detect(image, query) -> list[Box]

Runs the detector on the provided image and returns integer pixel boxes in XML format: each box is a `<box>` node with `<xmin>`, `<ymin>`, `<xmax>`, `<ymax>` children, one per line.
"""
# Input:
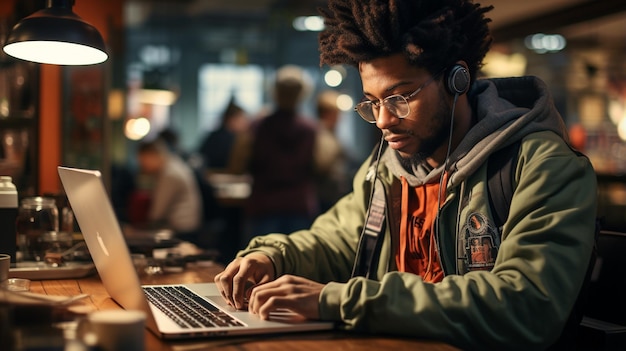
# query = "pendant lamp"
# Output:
<box><xmin>2</xmin><ymin>0</ymin><xmax>108</xmax><ymax>65</ymax></box>
<box><xmin>138</xmin><ymin>69</ymin><xmax>178</xmax><ymax>106</ymax></box>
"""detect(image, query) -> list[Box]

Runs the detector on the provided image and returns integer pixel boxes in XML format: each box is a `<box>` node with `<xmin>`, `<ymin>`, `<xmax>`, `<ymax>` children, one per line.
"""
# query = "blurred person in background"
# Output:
<box><xmin>244</xmin><ymin>65</ymin><xmax>318</xmax><ymax>239</ymax></box>
<box><xmin>198</xmin><ymin>98</ymin><xmax>250</xmax><ymax>173</ymax></box>
<box><xmin>158</xmin><ymin>128</ymin><xmax>191</xmax><ymax>161</ymax></box>
<box><xmin>136</xmin><ymin>139</ymin><xmax>202</xmax><ymax>242</ymax></box>
<box><xmin>314</xmin><ymin>89</ymin><xmax>351</xmax><ymax>213</ymax></box>
<box><xmin>196</xmin><ymin>100</ymin><xmax>252</xmax><ymax>258</ymax></box>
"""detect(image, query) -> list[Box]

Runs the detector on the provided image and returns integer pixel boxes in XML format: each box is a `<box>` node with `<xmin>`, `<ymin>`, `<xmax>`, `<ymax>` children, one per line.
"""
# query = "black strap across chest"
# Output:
<box><xmin>487</xmin><ymin>141</ymin><xmax>521</xmax><ymax>229</ymax></box>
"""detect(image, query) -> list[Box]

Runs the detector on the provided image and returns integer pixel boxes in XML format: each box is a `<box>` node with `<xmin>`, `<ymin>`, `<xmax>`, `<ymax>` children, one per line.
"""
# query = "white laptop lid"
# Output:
<box><xmin>58</xmin><ymin>167</ymin><xmax>160</xmax><ymax>331</ymax></box>
<box><xmin>58</xmin><ymin>166</ymin><xmax>334</xmax><ymax>339</ymax></box>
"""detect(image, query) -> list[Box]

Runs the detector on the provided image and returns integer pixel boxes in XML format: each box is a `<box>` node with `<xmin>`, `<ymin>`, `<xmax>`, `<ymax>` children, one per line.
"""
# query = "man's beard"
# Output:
<box><xmin>397</xmin><ymin>98</ymin><xmax>453</xmax><ymax>170</ymax></box>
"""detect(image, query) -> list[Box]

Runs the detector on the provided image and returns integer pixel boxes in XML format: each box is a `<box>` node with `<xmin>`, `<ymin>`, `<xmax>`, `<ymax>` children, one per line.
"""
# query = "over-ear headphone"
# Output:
<box><xmin>446</xmin><ymin>65</ymin><xmax>470</xmax><ymax>96</ymax></box>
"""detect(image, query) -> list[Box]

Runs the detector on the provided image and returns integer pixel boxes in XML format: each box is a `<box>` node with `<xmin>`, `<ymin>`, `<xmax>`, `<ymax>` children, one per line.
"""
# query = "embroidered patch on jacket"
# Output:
<box><xmin>462</xmin><ymin>212</ymin><xmax>500</xmax><ymax>271</ymax></box>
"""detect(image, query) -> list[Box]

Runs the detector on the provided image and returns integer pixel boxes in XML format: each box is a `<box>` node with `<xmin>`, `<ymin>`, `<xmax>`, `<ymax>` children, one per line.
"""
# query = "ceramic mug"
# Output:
<box><xmin>0</xmin><ymin>254</ymin><xmax>10</xmax><ymax>283</ymax></box>
<box><xmin>78</xmin><ymin>310</ymin><xmax>146</xmax><ymax>351</ymax></box>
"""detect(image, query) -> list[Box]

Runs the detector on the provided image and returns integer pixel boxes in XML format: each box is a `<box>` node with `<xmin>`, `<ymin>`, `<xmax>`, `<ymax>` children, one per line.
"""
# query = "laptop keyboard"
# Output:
<box><xmin>143</xmin><ymin>286</ymin><xmax>244</xmax><ymax>329</ymax></box>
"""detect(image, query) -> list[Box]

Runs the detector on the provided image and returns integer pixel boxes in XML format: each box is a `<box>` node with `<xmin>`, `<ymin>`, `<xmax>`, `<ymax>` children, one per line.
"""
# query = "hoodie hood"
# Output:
<box><xmin>384</xmin><ymin>76</ymin><xmax>569</xmax><ymax>187</ymax></box>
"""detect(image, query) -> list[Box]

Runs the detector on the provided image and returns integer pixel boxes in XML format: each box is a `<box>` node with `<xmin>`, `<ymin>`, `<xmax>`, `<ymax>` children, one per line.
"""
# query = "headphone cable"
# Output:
<box><xmin>429</xmin><ymin>92</ymin><xmax>459</xmax><ymax>274</ymax></box>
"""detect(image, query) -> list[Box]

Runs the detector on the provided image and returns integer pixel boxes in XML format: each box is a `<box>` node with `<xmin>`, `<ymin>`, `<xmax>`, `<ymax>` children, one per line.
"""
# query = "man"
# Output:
<box><xmin>244</xmin><ymin>65</ymin><xmax>319</xmax><ymax>238</ymax></box>
<box><xmin>215</xmin><ymin>1</ymin><xmax>598</xmax><ymax>350</ymax></box>
<box><xmin>313</xmin><ymin>89</ymin><xmax>351</xmax><ymax>212</ymax></box>
<box><xmin>136</xmin><ymin>139</ymin><xmax>202</xmax><ymax>237</ymax></box>
<box><xmin>197</xmin><ymin>98</ymin><xmax>250</xmax><ymax>172</ymax></box>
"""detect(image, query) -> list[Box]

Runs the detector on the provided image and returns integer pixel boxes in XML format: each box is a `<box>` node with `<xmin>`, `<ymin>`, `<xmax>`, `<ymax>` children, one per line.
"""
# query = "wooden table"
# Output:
<box><xmin>27</xmin><ymin>262</ymin><xmax>459</xmax><ymax>351</ymax></box>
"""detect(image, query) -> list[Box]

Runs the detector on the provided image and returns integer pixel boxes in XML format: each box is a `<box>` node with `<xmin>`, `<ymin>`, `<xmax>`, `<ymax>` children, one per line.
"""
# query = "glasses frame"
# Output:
<box><xmin>354</xmin><ymin>69</ymin><xmax>444</xmax><ymax>123</ymax></box>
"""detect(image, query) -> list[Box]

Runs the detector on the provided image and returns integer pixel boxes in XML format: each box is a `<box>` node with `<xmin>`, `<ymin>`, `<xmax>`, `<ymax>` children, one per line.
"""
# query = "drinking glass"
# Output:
<box><xmin>16</xmin><ymin>197</ymin><xmax>59</xmax><ymax>262</ymax></box>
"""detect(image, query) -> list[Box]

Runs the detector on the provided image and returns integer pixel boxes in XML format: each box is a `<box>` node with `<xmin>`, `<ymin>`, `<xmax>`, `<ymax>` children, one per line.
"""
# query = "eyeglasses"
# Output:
<box><xmin>354</xmin><ymin>70</ymin><xmax>443</xmax><ymax>123</ymax></box>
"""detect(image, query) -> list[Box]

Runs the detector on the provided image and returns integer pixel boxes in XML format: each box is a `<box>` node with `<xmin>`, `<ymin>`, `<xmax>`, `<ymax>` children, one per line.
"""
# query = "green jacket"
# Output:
<box><xmin>238</xmin><ymin>76</ymin><xmax>598</xmax><ymax>350</ymax></box>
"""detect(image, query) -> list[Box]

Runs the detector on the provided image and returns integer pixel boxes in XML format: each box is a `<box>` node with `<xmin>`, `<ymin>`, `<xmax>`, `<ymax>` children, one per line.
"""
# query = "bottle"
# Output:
<box><xmin>0</xmin><ymin>176</ymin><xmax>18</xmax><ymax>263</ymax></box>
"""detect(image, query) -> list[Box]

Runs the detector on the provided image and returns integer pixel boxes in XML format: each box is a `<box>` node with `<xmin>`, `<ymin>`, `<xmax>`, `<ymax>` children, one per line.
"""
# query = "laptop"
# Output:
<box><xmin>57</xmin><ymin>166</ymin><xmax>334</xmax><ymax>339</ymax></box>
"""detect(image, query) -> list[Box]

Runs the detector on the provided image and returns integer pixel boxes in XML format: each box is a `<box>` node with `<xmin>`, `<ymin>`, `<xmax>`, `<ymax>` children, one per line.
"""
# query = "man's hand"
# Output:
<box><xmin>248</xmin><ymin>275</ymin><xmax>324</xmax><ymax>320</ymax></box>
<box><xmin>214</xmin><ymin>253</ymin><xmax>275</xmax><ymax>310</ymax></box>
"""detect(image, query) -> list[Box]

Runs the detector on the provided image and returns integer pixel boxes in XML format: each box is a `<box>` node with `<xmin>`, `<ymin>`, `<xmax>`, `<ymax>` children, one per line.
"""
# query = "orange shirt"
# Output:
<box><xmin>395</xmin><ymin>175</ymin><xmax>447</xmax><ymax>283</ymax></box>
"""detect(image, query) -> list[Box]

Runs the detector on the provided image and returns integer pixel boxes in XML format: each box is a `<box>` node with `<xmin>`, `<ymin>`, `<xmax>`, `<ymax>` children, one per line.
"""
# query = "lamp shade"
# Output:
<box><xmin>2</xmin><ymin>0</ymin><xmax>108</xmax><ymax>65</ymax></box>
<box><xmin>138</xmin><ymin>69</ymin><xmax>178</xmax><ymax>106</ymax></box>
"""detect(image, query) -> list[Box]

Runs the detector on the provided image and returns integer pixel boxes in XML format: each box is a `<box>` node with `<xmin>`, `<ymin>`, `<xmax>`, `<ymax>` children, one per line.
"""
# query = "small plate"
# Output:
<box><xmin>9</xmin><ymin>261</ymin><xmax>96</xmax><ymax>280</ymax></box>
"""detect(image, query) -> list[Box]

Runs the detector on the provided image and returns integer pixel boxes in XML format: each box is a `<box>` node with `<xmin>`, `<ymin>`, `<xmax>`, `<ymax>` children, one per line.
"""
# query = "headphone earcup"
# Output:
<box><xmin>446</xmin><ymin>65</ymin><xmax>470</xmax><ymax>95</ymax></box>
